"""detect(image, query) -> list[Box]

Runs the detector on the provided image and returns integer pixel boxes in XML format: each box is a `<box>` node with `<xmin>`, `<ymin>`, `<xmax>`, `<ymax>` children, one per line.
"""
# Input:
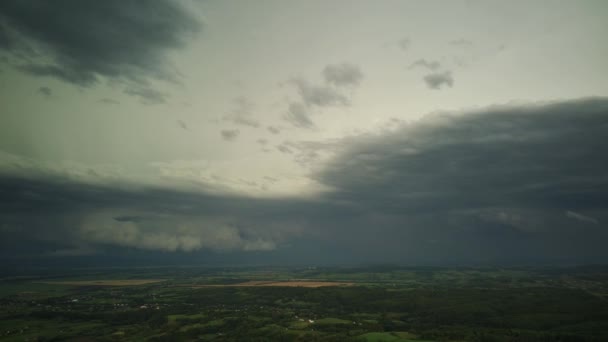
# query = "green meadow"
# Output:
<box><xmin>2</xmin><ymin>266</ymin><xmax>608</xmax><ymax>341</ymax></box>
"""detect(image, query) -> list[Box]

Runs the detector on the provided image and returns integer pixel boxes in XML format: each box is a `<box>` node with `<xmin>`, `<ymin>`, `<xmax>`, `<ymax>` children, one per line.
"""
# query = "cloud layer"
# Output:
<box><xmin>2</xmin><ymin>97</ymin><xmax>608</xmax><ymax>265</ymax></box>
<box><xmin>0</xmin><ymin>0</ymin><xmax>200</xmax><ymax>100</ymax></box>
<box><xmin>319</xmin><ymin>97</ymin><xmax>608</xmax><ymax>212</ymax></box>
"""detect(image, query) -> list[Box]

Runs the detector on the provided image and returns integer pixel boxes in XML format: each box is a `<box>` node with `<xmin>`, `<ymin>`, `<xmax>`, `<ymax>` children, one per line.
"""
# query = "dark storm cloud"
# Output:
<box><xmin>17</xmin><ymin>63</ymin><xmax>97</xmax><ymax>86</ymax></box>
<box><xmin>0</xmin><ymin>0</ymin><xmax>200</xmax><ymax>99</ymax></box>
<box><xmin>0</xmin><ymin>173</ymin><xmax>334</xmax><ymax>256</ymax></box>
<box><xmin>423</xmin><ymin>71</ymin><xmax>453</xmax><ymax>89</ymax></box>
<box><xmin>318</xmin><ymin>97</ymin><xmax>608</xmax><ymax>213</ymax></box>
<box><xmin>37</xmin><ymin>86</ymin><xmax>51</xmax><ymax>97</ymax></box>
<box><xmin>3</xmin><ymin>97</ymin><xmax>608</xmax><ymax>264</ymax></box>
<box><xmin>113</xmin><ymin>215</ymin><xmax>143</xmax><ymax>223</ymax></box>
<box><xmin>0</xmin><ymin>23</ymin><xmax>10</xmax><ymax>49</ymax></box>
<box><xmin>220</xmin><ymin>129</ymin><xmax>240</xmax><ymax>141</ymax></box>
<box><xmin>306</xmin><ymin>97</ymin><xmax>608</xmax><ymax>263</ymax></box>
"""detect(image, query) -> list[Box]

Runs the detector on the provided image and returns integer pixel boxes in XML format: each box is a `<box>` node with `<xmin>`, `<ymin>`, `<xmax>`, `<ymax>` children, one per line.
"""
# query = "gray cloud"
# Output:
<box><xmin>409</xmin><ymin>59</ymin><xmax>441</xmax><ymax>71</ymax></box>
<box><xmin>398</xmin><ymin>37</ymin><xmax>410</xmax><ymax>50</ymax></box>
<box><xmin>318</xmin><ymin>97</ymin><xmax>608</xmax><ymax>214</ymax></box>
<box><xmin>267</xmin><ymin>126</ymin><xmax>281</xmax><ymax>134</ymax></box>
<box><xmin>124</xmin><ymin>86</ymin><xmax>167</xmax><ymax>104</ymax></box>
<box><xmin>450</xmin><ymin>39</ymin><xmax>473</xmax><ymax>47</ymax></box>
<box><xmin>566</xmin><ymin>211</ymin><xmax>599</xmax><ymax>225</ymax></box>
<box><xmin>3</xmin><ymin>98</ymin><xmax>608</xmax><ymax>265</ymax></box>
<box><xmin>284</xmin><ymin>102</ymin><xmax>314</xmax><ymax>129</ymax></box>
<box><xmin>37</xmin><ymin>86</ymin><xmax>51</xmax><ymax>97</ymax></box>
<box><xmin>223</xmin><ymin>96</ymin><xmax>260</xmax><ymax>127</ymax></box>
<box><xmin>279</xmin><ymin>139</ymin><xmax>342</xmax><ymax>169</ymax></box>
<box><xmin>283</xmin><ymin>63</ymin><xmax>363</xmax><ymax>128</ymax></box>
<box><xmin>289</xmin><ymin>78</ymin><xmax>349</xmax><ymax>107</ymax></box>
<box><xmin>323</xmin><ymin>63</ymin><xmax>364</xmax><ymax>87</ymax></box>
<box><xmin>220</xmin><ymin>129</ymin><xmax>240</xmax><ymax>141</ymax></box>
<box><xmin>99</xmin><ymin>98</ymin><xmax>119</xmax><ymax>105</ymax></box>
<box><xmin>17</xmin><ymin>64</ymin><xmax>96</xmax><ymax>86</ymax></box>
<box><xmin>423</xmin><ymin>71</ymin><xmax>454</xmax><ymax>89</ymax></box>
<box><xmin>177</xmin><ymin>120</ymin><xmax>188</xmax><ymax>130</ymax></box>
<box><xmin>113</xmin><ymin>215</ymin><xmax>143</xmax><ymax>223</ymax></box>
<box><xmin>0</xmin><ymin>174</ymin><xmax>315</xmax><ymax>258</ymax></box>
<box><xmin>276</xmin><ymin>144</ymin><xmax>293</xmax><ymax>154</ymax></box>
<box><xmin>0</xmin><ymin>0</ymin><xmax>200</xmax><ymax>99</ymax></box>
<box><xmin>81</xmin><ymin>213</ymin><xmax>277</xmax><ymax>252</ymax></box>
<box><xmin>308</xmin><ymin>97</ymin><xmax>608</xmax><ymax>263</ymax></box>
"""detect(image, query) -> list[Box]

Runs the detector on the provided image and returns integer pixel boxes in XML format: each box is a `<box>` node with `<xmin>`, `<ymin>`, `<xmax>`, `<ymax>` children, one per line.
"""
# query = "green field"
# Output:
<box><xmin>356</xmin><ymin>331</ymin><xmax>423</xmax><ymax>342</ymax></box>
<box><xmin>1</xmin><ymin>266</ymin><xmax>608</xmax><ymax>341</ymax></box>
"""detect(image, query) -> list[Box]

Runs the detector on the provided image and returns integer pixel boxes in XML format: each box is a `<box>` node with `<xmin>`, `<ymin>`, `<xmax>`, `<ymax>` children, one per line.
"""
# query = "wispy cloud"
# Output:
<box><xmin>220</xmin><ymin>129</ymin><xmax>240</xmax><ymax>141</ymax></box>
<box><xmin>409</xmin><ymin>59</ymin><xmax>441</xmax><ymax>71</ymax></box>
<box><xmin>423</xmin><ymin>71</ymin><xmax>454</xmax><ymax>89</ymax></box>
<box><xmin>283</xmin><ymin>63</ymin><xmax>364</xmax><ymax>128</ymax></box>
<box><xmin>398</xmin><ymin>37</ymin><xmax>411</xmax><ymax>50</ymax></box>
<box><xmin>177</xmin><ymin>120</ymin><xmax>188</xmax><ymax>130</ymax></box>
<box><xmin>37</xmin><ymin>86</ymin><xmax>52</xmax><ymax>97</ymax></box>
<box><xmin>566</xmin><ymin>211</ymin><xmax>599</xmax><ymax>225</ymax></box>
<box><xmin>323</xmin><ymin>63</ymin><xmax>364</xmax><ymax>87</ymax></box>
<box><xmin>223</xmin><ymin>96</ymin><xmax>260</xmax><ymax>128</ymax></box>
<box><xmin>285</xmin><ymin>102</ymin><xmax>314</xmax><ymax>129</ymax></box>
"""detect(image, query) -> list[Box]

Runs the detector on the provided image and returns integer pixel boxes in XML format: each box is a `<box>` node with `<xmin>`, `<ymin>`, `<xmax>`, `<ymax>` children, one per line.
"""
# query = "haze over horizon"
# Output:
<box><xmin>1</xmin><ymin>0</ymin><xmax>608</xmax><ymax>267</ymax></box>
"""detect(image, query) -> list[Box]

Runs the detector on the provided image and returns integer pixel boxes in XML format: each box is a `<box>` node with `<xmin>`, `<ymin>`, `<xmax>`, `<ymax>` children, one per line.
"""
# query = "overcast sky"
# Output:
<box><xmin>1</xmin><ymin>0</ymin><xmax>608</xmax><ymax>266</ymax></box>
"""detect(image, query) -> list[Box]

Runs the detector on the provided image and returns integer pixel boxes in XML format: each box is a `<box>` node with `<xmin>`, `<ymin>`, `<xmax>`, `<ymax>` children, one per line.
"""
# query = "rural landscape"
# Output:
<box><xmin>2</xmin><ymin>265</ymin><xmax>608</xmax><ymax>341</ymax></box>
<box><xmin>2</xmin><ymin>0</ymin><xmax>608</xmax><ymax>341</ymax></box>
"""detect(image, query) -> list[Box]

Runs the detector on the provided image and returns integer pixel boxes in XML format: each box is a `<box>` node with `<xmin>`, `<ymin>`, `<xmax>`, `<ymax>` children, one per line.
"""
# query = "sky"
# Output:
<box><xmin>1</xmin><ymin>0</ymin><xmax>608</xmax><ymax>267</ymax></box>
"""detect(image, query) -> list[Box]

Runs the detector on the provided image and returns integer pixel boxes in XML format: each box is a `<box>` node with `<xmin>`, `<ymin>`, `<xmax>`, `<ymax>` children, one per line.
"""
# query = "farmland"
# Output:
<box><xmin>1</xmin><ymin>266</ymin><xmax>608</xmax><ymax>341</ymax></box>
<box><xmin>38</xmin><ymin>279</ymin><xmax>166</xmax><ymax>286</ymax></box>
<box><xmin>192</xmin><ymin>280</ymin><xmax>354</xmax><ymax>288</ymax></box>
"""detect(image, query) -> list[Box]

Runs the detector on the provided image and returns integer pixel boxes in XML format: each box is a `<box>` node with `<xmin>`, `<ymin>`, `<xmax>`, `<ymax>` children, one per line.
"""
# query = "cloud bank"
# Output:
<box><xmin>2</xmin><ymin>97</ymin><xmax>608</xmax><ymax>265</ymax></box>
<box><xmin>0</xmin><ymin>0</ymin><xmax>201</xmax><ymax>101</ymax></box>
